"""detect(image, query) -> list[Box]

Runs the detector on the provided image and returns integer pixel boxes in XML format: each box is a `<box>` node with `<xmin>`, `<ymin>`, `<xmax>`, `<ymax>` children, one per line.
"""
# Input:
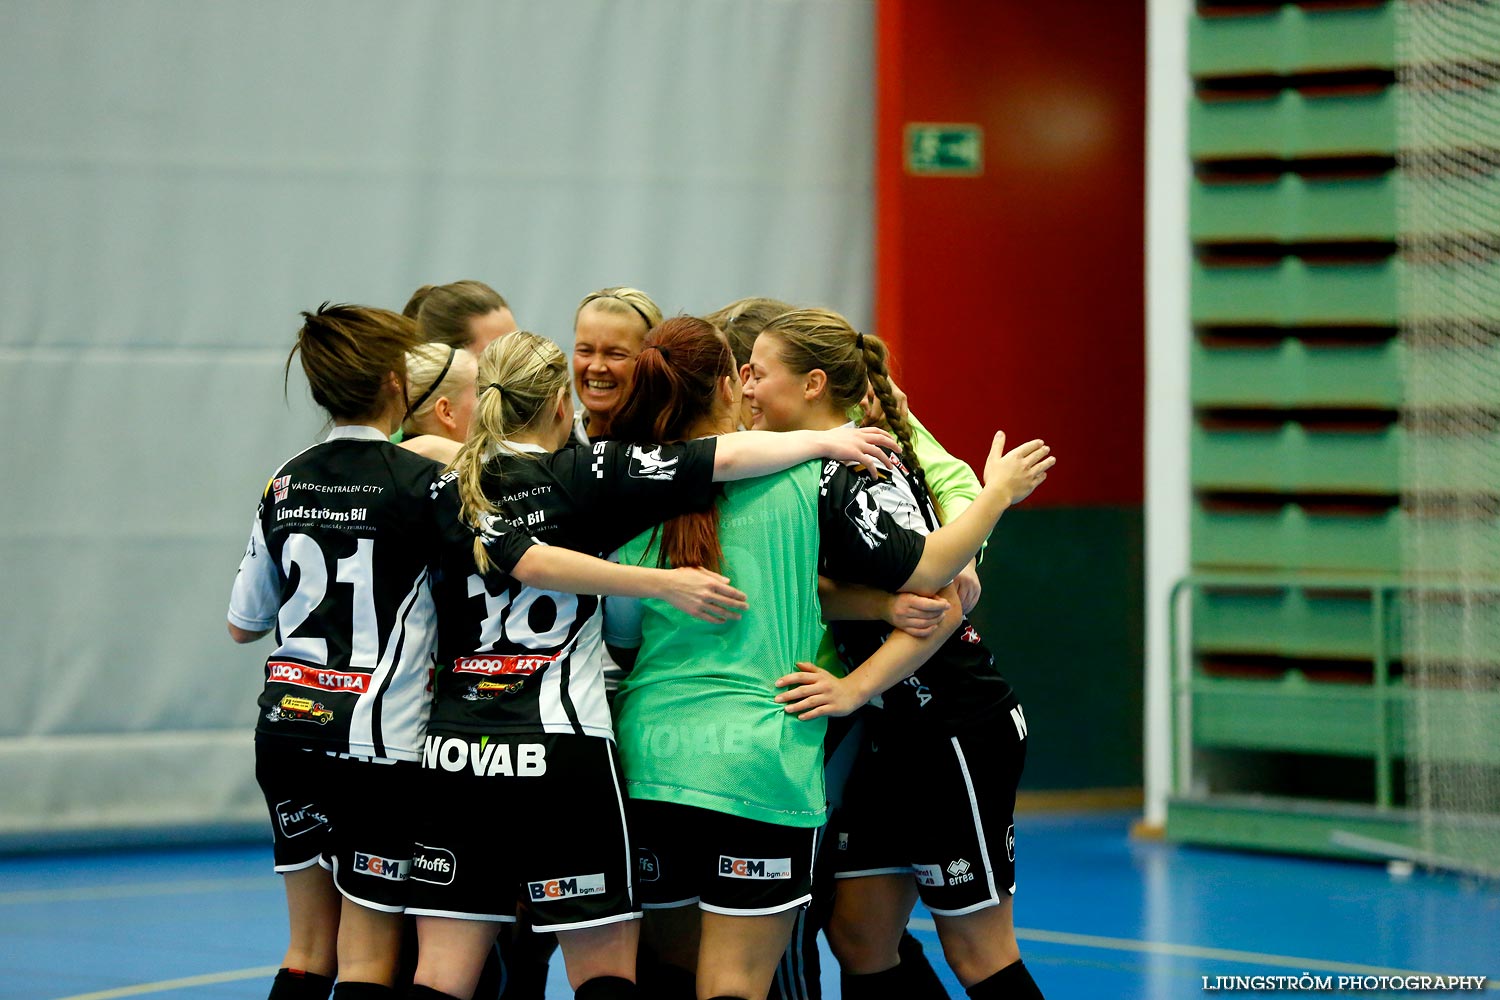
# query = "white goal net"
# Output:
<box><xmin>1398</xmin><ymin>0</ymin><xmax>1500</xmax><ymax>877</ymax></box>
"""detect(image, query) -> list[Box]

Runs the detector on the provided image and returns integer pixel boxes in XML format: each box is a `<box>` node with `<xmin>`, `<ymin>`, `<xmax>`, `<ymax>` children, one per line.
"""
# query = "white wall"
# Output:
<box><xmin>0</xmin><ymin>0</ymin><xmax>874</xmax><ymax>843</ymax></box>
<box><xmin>1144</xmin><ymin>0</ymin><xmax>1192</xmax><ymax>827</ymax></box>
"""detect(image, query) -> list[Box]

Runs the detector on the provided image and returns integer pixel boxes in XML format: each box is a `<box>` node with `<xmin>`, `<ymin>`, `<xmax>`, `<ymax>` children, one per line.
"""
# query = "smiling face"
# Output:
<box><xmin>741</xmin><ymin>333</ymin><xmax>818</xmax><ymax>432</ymax></box>
<box><xmin>572</xmin><ymin>304</ymin><xmax>648</xmax><ymax>424</ymax></box>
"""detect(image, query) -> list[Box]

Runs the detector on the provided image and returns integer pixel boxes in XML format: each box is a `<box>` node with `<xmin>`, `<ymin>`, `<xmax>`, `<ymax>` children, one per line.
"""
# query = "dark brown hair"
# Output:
<box><xmin>285</xmin><ymin>303</ymin><xmax>420</xmax><ymax>420</ymax></box>
<box><xmin>611</xmin><ymin>316</ymin><xmax>736</xmax><ymax>573</ymax></box>
<box><xmin>403</xmin><ymin>280</ymin><xmax>509</xmax><ymax>350</ymax></box>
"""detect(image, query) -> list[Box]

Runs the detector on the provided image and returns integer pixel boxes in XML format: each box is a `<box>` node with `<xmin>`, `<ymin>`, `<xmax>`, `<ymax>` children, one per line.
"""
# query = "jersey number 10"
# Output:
<box><xmin>467</xmin><ymin>574</ymin><xmax>581</xmax><ymax>651</ymax></box>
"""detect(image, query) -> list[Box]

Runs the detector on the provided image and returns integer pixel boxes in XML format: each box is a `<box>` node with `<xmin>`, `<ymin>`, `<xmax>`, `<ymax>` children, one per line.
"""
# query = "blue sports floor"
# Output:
<box><xmin>3</xmin><ymin>813</ymin><xmax>1496</xmax><ymax>999</ymax></box>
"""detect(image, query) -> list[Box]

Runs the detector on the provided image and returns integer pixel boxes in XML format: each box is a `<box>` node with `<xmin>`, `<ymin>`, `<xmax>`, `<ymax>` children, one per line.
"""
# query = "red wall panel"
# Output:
<box><xmin>876</xmin><ymin>0</ymin><xmax>1147</xmax><ymax>506</ymax></box>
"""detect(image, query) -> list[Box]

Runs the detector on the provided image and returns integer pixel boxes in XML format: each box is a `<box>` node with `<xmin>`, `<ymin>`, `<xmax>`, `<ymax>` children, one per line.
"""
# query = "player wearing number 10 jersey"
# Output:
<box><xmin>403</xmin><ymin>332</ymin><xmax>900</xmax><ymax>1000</ymax></box>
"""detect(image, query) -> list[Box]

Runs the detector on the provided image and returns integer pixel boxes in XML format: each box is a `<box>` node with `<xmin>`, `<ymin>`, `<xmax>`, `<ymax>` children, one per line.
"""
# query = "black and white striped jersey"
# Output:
<box><xmin>228</xmin><ymin>425</ymin><xmax>451</xmax><ymax>762</ymax></box>
<box><xmin>426</xmin><ymin>438</ymin><xmax>717</xmax><ymax>743</ymax></box>
<box><xmin>818</xmin><ymin>447</ymin><xmax>1014</xmax><ymax>734</ymax></box>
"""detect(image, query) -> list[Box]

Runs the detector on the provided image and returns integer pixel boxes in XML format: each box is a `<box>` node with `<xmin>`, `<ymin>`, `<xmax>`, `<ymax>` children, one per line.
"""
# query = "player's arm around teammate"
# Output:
<box><xmin>405</xmin><ymin>332</ymin><xmax>898</xmax><ymax>1000</ymax></box>
<box><xmin>741</xmin><ymin>317</ymin><xmax>1049</xmax><ymax>600</ymax></box>
<box><xmin>227</xmin><ymin>304</ymin><xmax>441</xmax><ymax>1000</ymax></box>
<box><xmin>741</xmin><ymin>309</ymin><xmax>1053</xmax><ymax>1000</ymax></box>
<box><xmin>601</xmin><ymin>317</ymin><xmax>970</xmax><ymax>1000</ymax></box>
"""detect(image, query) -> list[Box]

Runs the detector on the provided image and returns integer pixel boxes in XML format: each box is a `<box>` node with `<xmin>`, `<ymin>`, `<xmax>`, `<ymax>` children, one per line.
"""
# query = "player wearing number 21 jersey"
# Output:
<box><xmin>231</xmin><ymin>427</ymin><xmax>446</xmax><ymax>763</ymax></box>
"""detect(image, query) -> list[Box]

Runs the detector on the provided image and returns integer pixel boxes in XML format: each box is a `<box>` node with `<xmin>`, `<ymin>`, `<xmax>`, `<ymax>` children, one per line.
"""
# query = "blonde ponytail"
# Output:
<box><xmin>451</xmin><ymin>332</ymin><xmax>569</xmax><ymax>572</ymax></box>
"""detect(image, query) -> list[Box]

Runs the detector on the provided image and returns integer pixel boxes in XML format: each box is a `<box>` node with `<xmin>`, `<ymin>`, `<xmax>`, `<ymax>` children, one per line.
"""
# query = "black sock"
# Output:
<box><xmin>268</xmin><ymin>968</ymin><xmax>335</xmax><ymax>1000</ymax></box>
<box><xmin>574</xmin><ymin>976</ymin><xmax>638</xmax><ymax>1000</ymax></box>
<box><xmin>405</xmin><ymin>987</ymin><xmax>464</xmax><ymax>1000</ymax></box>
<box><xmin>966</xmin><ymin>960</ymin><xmax>1044</xmax><ymax>1000</ymax></box>
<box><xmin>840</xmin><ymin>964</ymin><xmax>905</xmax><ymax>1000</ymax></box>
<box><xmin>331</xmin><ymin>984</ymin><xmax>397</xmax><ymax>1000</ymax></box>
<box><xmin>895</xmin><ymin>932</ymin><xmax>950</xmax><ymax>999</ymax></box>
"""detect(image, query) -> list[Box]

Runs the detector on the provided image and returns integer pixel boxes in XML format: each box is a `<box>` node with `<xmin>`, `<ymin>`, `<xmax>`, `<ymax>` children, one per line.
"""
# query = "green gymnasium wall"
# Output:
<box><xmin>1168</xmin><ymin>0</ymin><xmax>1425</xmax><ymax>857</ymax></box>
<box><xmin>972</xmin><ymin>508</ymin><xmax>1146</xmax><ymax>791</ymax></box>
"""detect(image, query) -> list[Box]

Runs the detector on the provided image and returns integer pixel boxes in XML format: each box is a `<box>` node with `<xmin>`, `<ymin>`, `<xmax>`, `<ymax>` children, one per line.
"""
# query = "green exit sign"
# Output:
<box><xmin>905</xmin><ymin>123</ymin><xmax>983</xmax><ymax>176</ymax></box>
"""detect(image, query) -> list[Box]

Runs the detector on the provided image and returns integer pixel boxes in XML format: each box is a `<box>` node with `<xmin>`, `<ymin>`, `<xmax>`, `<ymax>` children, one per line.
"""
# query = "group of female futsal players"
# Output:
<box><xmin>227</xmin><ymin>281</ymin><xmax>1053</xmax><ymax>1000</ymax></box>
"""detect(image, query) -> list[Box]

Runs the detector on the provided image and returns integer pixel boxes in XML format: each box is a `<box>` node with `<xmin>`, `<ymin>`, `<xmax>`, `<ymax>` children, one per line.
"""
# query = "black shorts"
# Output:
<box><xmin>255</xmin><ymin>739</ymin><xmax>419</xmax><ymax>913</ymax></box>
<box><xmin>404</xmin><ymin>732</ymin><xmax>638</xmax><ymax>932</ymax></box>
<box><xmin>831</xmin><ymin>700</ymin><xmax>1028</xmax><ymax>916</ymax></box>
<box><xmin>630</xmin><ymin>799</ymin><xmax>819</xmax><ymax>917</ymax></box>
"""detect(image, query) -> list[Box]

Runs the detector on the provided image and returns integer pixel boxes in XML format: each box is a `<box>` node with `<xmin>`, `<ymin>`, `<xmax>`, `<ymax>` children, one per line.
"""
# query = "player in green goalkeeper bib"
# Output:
<box><xmin>604</xmin><ymin>316</ymin><xmax>1047</xmax><ymax>1000</ymax></box>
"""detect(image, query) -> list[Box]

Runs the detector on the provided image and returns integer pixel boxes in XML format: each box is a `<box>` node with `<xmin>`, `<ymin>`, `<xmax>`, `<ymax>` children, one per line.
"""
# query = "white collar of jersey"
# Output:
<box><xmin>325</xmin><ymin>424</ymin><xmax>391</xmax><ymax>443</ymax></box>
<box><xmin>480</xmin><ymin>439</ymin><xmax>550</xmax><ymax>462</ymax></box>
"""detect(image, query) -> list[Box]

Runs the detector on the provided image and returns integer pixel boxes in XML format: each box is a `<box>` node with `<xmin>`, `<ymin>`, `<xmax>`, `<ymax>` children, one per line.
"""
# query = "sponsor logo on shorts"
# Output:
<box><xmin>1007</xmin><ymin>825</ymin><xmax>1016</xmax><ymax>863</ymax></box>
<box><xmin>637</xmin><ymin>849</ymin><xmax>661</xmax><ymax>883</ymax></box>
<box><xmin>946</xmin><ymin>858</ymin><xmax>974</xmax><ymax>885</ymax></box>
<box><xmin>628</xmin><ymin>445</ymin><xmax>680</xmax><ymax>480</ymax></box>
<box><xmin>837</xmin><ymin>832</ymin><xmax>849</xmax><ymax>852</ymax></box>
<box><xmin>960</xmin><ymin>625</ymin><xmax>982</xmax><ymax>644</ymax></box>
<box><xmin>354</xmin><ymin>853</ymin><xmax>410</xmax><ymax>881</ymax></box>
<box><xmin>452</xmin><ymin>652</ymin><xmax>561</xmax><ymax>677</ymax></box>
<box><xmin>913</xmin><ymin>863</ymin><xmax>944</xmax><ymax>887</ymax></box>
<box><xmin>718</xmin><ymin>856</ymin><xmax>792</xmax><ymax>880</ymax></box>
<box><xmin>528</xmin><ymin>873</ymin><xmax>607</xmax><ymax>901</ymax></box>
<box><xmin>272</xmin><ymin>476</ymin><xmax>291</xmax><ymax>502</ymax></box>
<box><xmin>274</xmin><ymin>800</ymin><xmax>328</xmax><ymax>839</ymax></box>
<box><xmin>269</xmin><ymin>662</ymin><xmax>369</xmax><ymax>694</ymax></box>
<box><xmin>411</xmin><ymin>844</ymin><xmax>456</xmax><ymax>886</ymax></box>
<box><xmin>422</xmin><ymin>735</ymin><xmax>547</xmax><ymax>777</ymax></box>
<box><xmin>268</xmin><ymin>694</ymin><xmax>334</xmax><ymax>725</ymax></box>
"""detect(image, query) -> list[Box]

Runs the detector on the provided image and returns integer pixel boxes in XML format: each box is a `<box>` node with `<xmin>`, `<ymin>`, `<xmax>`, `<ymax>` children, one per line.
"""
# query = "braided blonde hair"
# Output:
<box><xmin>760</xmin><ymin>308</ymin><xmax>941</xmax><ymax>521</ymax></box>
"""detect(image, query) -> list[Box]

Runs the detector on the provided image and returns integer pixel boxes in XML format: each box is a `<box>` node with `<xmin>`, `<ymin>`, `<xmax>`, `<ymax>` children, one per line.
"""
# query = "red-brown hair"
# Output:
<box><xmin>611</xmin><ymin>316</ymin><xmax>735</xmax><ymax>573</ymax></box>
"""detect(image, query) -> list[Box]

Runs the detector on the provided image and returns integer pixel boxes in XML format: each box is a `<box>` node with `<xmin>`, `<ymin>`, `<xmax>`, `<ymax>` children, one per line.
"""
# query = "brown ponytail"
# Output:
<box><xmin>611</xmin><ymin>316</ymin><xmax>736</xmax><ymax>573</ymax></box>
<box><xmin>285</xmin><ymin>303</ymin><xmax>420</xmax><ymax>421</ymax></box>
